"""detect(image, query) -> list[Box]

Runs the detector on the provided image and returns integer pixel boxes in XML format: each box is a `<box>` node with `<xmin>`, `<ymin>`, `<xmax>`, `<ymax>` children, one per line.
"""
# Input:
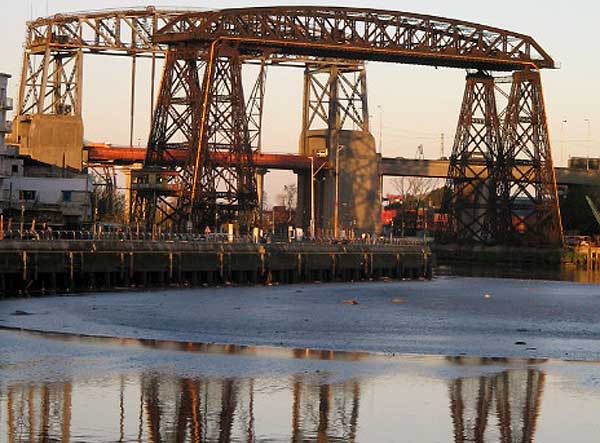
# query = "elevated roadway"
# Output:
<box><xmin>380</xmin><ymin>157</ymin><xmax>600</xmax><ymax>187</ymax></box>
<box><xmin>85</xmin><ymin>144</ymin><xmax>325</xmax><ymax>171</ymax></box>
<box><xmin>85</xmin><ymin>145</ymin><xmax>600</xmax><ymax>187</ymax></box>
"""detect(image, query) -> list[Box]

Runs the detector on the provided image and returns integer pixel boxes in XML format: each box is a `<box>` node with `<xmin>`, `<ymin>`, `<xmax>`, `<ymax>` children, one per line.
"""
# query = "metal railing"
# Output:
<box><xmin>0</xmin><ymin>229</ymin><xmax>427</xmax><ymax>246</ymax></box>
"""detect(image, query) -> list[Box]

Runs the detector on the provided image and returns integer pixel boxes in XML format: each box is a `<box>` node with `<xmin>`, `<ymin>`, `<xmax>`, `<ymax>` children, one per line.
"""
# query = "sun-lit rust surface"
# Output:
<box><xmin>156</xmin><ymin>6</ymin><xmax>555</xmax><ymax>71</ymax></box>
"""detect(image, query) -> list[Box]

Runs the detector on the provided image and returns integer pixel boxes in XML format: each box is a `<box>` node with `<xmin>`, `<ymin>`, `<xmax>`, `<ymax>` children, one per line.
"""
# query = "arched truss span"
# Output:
<box><xmin>156</xmin><ymin>6</ymin><xmax>555</xmax><ymax>71</ymax></box>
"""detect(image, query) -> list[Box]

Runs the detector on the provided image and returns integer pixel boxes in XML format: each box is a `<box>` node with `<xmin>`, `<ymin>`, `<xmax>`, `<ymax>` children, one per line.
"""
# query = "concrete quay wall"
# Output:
<box><xmin>0</xmin><ymin>241</ymin><xmax>431</xmax><ymax>297</ymax></box>
<box><xmin>433</xmin><ymin>244</ymin><xmax>563</xmax><ymax>267</ymax></box>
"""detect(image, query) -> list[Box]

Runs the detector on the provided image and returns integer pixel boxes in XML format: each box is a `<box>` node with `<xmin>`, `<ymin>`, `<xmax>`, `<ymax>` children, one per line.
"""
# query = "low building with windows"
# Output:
<box><xmin>0</xmin><ymin>73</ymin><xmax>92</xmax><ymax>229</ymax></box>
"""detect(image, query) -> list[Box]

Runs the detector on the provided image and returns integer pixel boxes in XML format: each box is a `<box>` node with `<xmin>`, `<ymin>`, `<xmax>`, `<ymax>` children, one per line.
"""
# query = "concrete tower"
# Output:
<box><xmin>297</xmin><ymin>63</ymin><xmax>381</xmax><ymax>238</ymax></box>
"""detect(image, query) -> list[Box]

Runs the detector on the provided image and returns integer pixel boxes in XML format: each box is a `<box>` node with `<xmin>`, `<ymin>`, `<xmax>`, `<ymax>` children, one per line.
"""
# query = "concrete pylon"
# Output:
<box><xmin>297</xmin><ymin>63</ymin><xmax>381</xmax><ymax>238</ymax></box>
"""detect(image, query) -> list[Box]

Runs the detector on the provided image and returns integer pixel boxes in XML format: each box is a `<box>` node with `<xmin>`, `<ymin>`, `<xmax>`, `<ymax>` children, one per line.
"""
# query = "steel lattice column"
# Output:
<box><xmin>18</xmin><ymin>46</ymin><xmax>83</xmax><ymax>117</ymax></box>
<box><xmin>502</xmin><ymin>69</ymin><xmax>563</xmax><ymax>246</ymax></box>
<box><xmin>442</xmin><ymin>72</ymin><xmax>503</xmax><ymax>244</ymax></box>
<box><xmin>187</xmin><ymin>43</ymin><xmax>258</xmax><ymax>231</ymax></box>
<box><xmin>301</xmin><ymin>63</ymin><xmax>370</xmax><ymax>135</ymax></box>
<box><xmin>131</xmin><ymin>47</ymin><xmax>203</xmax><ymax>230</ymax></box>
<box><xmin>133</xmin><ymin>44</ymin><xmax>259</xmax><ymax>232</ymax></box>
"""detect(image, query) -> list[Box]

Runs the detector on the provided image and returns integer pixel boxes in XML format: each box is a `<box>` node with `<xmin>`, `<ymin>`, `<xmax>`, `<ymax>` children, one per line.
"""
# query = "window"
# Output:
<box><xmin>19</xmin><ymin>190</ymin><xmax>36</xmax><ymax>201</ymax></box>
<box><xmin>62</xmin><ymin>191</ymin><xmax>73</xmax><ymax>202</ymax></box>
<box><xmin>11</xmin><ymin>165</ymin><xmax>18</xmax><ymax>175</ymax></box>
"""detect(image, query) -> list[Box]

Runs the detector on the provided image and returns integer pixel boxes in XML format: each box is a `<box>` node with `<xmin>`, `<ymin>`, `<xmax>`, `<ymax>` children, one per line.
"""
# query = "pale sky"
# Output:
<box><xmin>2</xmin><ymin>0</ymin><xmax>599</xmax><ymax>199</ymax></box>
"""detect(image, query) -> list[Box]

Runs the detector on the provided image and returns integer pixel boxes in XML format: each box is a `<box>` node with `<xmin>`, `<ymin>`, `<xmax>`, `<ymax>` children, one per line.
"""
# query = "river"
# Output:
<box><xmin>1</xmin><ymin>271</ymin><xmax>600</xmax><ymax>441</ymax></box>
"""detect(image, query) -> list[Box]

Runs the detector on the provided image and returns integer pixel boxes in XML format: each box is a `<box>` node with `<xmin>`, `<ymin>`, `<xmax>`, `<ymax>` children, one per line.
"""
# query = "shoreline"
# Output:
<box><xmin>2</xmin><ymin>277</ymin><xmax>600</xmax><ymax>361</ymax></box>
<box><xmin>0</xmin><ymin>240</ymin><xmax>431</xmax><ymax>297</ymax></box>
<box><xmin>0</xmin><ymin>324</ymin><xmax>572</xmax><ymax>364</ymax></box>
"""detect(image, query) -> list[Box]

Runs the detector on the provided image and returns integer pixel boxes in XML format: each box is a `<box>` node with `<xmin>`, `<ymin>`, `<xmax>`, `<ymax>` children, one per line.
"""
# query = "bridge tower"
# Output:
<box><xmin>131</xmin><ymin>47</ymin><xmax>203</xmax><ymax>231</ymax></box>
<box><xmin>132</xmin><ymin>43</ymin><xmax>259</xmax><ymax>232</ymax></box>
<box><xmin>9</xmin><ymin>35</ymin><xmax>84</xmax><ymax>171</ymax></box>
<box><xmin>442</xmin><ymin>72</ymin><xmax>504</xmax><ymax>244</ymax></box>
<box><xmin>502</xmin><ymin>69</ymin><xmax>563</xmax><ymax>246</ymax></box>
<box><xmin>297</xmin><ymin>63</ymin><xmax>381</xmax><ymax>238</ymax></box>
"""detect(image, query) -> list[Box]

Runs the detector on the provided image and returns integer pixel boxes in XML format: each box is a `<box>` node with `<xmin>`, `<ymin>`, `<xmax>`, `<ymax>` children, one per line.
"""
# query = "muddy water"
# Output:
<box><xmin>437</xmin><ymin>263</ymin><xmax>600</xmax><ymax>285</ymax></box>
<box><xmin>1</xmin><ymin>329</ymin><xmax>600</xmax><ymax>442</ymax></box>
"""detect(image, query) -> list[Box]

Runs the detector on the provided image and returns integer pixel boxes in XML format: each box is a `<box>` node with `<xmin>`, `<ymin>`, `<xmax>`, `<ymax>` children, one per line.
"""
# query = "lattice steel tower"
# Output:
<box><xmin>502</xmin><ymin>69</ymin><xmax>563</xmax><ymax>246</ymax></box>
<box><xmin>132</xmin><ymin>43</ymin><xmax>260</xmax><ymax>232</ymax></box>
<box><xmin>443</xmin><ymin>72</ymin><xmax>504</xmax><ymax>244</ymax></box>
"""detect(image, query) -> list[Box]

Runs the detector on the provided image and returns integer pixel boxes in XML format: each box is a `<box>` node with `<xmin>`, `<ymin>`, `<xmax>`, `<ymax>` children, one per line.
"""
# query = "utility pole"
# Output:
<box><xmin>310</xmin><ymin>158</ymin><xmax>315</xmax><ymax>239</ymax></box>
<box><xmin>310</xmin><ymin>156</ymin><xmax>326</xmax><ymax>239</ymax></box>
<box><xmin>378</xmin><ymin>105</ymin><xmax>383</xmax><ymax>154</ymax></box>
<box><xmin>560</xmin><ymin>119</ymin><xmax>568</xmax><ymax>167</ymax></box>
<box><xmin>334</xmin><ymin>145</ymin><xmax>345</xmax><ymax>239</ymax></box>
<box><xmin>585</xmin><ymin>118</ymin><xmax>592</xmax><ymax>169</ymax></box>
<box><xmin>440</xmin><ymin>133</ymin><xmax>445</xmax><ymax>159</ymax></box>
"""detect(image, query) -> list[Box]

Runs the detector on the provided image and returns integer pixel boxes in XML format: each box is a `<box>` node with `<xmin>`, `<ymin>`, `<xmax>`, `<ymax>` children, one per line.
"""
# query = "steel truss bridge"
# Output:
<box><xmin>14</xmin><ymin>6</ymin><xmax>562</xmax><ymax>245</ymax></box>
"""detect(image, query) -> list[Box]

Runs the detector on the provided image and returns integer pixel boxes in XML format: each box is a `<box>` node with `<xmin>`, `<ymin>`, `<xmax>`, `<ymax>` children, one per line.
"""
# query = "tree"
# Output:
<box><xmin>261</xmin><ymin>190</ymin><xmax>271</xmax><ymax>211</ymax></box>
<box><xmin>388</xmin><ymin>177</ymin><xmax>444</xmax><ymax>235</ymax></box>
<box><xmin>276</xmin><ymin>183</ymin><xmax>297</xmax><ymax>223</ymax></box>
<box><xmin>277</xmin><ymin>184</ymin><xmax>297</xmax><ymax>211</ymax></box>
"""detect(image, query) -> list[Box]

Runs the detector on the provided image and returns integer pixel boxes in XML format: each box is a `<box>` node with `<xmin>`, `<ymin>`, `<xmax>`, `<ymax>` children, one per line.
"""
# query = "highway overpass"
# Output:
<box><xmin>85</xmin><ymin>145</ymin><xmax>600</xmax><ymax>187</ymax></box>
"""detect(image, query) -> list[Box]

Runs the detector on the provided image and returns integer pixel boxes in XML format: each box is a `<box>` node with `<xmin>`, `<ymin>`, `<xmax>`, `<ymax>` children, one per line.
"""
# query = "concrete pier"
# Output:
<box><xmin>0</xmin><ymin>240</ymin><xmax>431</xmax><ymax>297</ymax></box>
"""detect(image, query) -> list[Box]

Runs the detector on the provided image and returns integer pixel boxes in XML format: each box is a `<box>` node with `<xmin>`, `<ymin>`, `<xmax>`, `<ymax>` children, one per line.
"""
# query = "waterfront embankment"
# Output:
<box><xmin>0</xmin><ymin>239</ymin><xmax>431</xmax><ymax>297</ymax></box>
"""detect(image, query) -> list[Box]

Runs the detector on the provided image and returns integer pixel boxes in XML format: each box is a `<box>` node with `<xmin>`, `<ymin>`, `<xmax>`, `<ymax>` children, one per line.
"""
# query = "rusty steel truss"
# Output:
<box><xmin>131</xmin><ymin>47</ymin><xmax>202</xmax><ymax>230</ymax></box>
<box><xmin>442</xmin><ymin>69</ymin><xmax>563</xmax><ymax>246</ymax></box>
<box><xmin>303</xmin><ymin>63</ymin><xmax>369</xmax><ymax>134</ymax></box>
<box><xmin>17</xmin><ymin>8</ymin><xmax>188</xmax><ymax>118</ymax></box>
<box><xmin>15</xmin><ymin>7</ymin><xmax>561</xmax><ymax>240</ymax></box>
<box><xmin>502</xmin><ymin>70</ymin><xmax>563</xmax><ymax>245</ymax></box>
<box><xmin>443</xmin><ymin>72</ymin><xmax>503</xmax><ymax>244</ymax></box>
<box><xmin>156</xmin><ymin>7</ymin><xmax>555</xmax><ymax>71</ymax></box>
<box><xmin>132</xmin><ymin>43</ymin><xmax>260</xmax><ymax>231</ymax></box>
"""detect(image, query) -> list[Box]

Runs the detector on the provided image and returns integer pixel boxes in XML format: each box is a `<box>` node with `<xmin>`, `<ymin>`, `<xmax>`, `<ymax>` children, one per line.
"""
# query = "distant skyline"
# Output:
<box><xmin>2</xmin><ymin>1</ymin><xmax>599</xmax><ymax>199</ymax></box>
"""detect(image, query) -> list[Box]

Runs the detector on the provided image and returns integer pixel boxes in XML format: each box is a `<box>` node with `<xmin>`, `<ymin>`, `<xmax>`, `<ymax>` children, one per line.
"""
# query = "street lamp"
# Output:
<box><xmin>309</xmin><ymin>159</ymin><xmax>314</xmax><ymax>238</ymax></box>
<box><xmin>334</xmin><ymin>145</ymin><xmax>346</xmax><ymax>239</ymax></box>
<box><xmin>377</xmin><ymin>104</ymin><xmax>383</xmax><ymax>154</ymax></box>
<box><xmin>309</xmin><ymin>156</ymin><xmax>326</xmax><ymax>239</ymax></box>
<box><xmin>560</xmin><ymin>119</ymin><xmax>567</xmax><ymax>167</ymax></box>
<box><xmin>584</xmin><ymin>118</ymin><xmax>592</xmax><ymax>169</ymax></box>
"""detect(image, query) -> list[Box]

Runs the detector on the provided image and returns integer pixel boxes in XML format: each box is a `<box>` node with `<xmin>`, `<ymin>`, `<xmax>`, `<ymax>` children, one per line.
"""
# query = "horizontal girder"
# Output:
<box><xmin>156</xmin><ymin>6</ymin><xmax>555</xmax><ymax>71</ymax></box>
<box><xmin>25</xmin><ymin>8</ymin><xmax>188</xmax><ymax>55</ymax></box>
<box><xmin>85</xmin><ymin>144</ymin><xmax>326</xmax><ymax>171</ymax></box>
<box><xmin>84</xmin><ymin>145</ymin><xmax>594</xmax><ymax>186</ymax></box>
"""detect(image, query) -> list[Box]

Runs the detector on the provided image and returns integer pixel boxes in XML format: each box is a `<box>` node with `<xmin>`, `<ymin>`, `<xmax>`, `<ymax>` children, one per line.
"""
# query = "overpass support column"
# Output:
<box><xmin>502</xmin><ymin>69</ymin><xmax>563</xmax><ymax>246</ymax></box>
<box><xmin>442</xmin><ymin>71</ymin><xmax>503</xmax><ymax>244</ymax></box>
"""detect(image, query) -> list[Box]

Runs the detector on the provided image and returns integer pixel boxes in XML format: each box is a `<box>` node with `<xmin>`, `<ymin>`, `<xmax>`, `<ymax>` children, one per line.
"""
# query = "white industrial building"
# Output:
<box><xmin>0</xmin><ymin>73</ymin><xmax>92</xmax><ymax>228</ymax></box>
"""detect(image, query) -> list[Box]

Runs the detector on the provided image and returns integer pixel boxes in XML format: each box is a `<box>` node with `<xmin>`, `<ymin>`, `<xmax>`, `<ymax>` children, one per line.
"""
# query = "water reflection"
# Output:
<box><xmin>438</xmin><ymin>264</ymin><xmax>600</xmax><ymax>285</ymax></box>
<box><xmin>0</xmin><ymin>356</ymin><xmax>550</xmax><ymax>442</ymax></box>
<box><xmin>448</xmin><ymin>358</ymin><xmax>545</xmax><ymax>443</ymax></box>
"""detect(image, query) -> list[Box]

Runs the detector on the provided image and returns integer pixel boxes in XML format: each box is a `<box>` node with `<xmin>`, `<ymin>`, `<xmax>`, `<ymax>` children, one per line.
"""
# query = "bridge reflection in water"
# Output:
<box><xmin>0</xmin><ymin>353</ymin><xmax>547</xmax><ymax>443</ymax></box>
<box><xmin>448</xmin><ymin>358</ymin><xmax>545</xmax><ymax>443</ymax></box>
